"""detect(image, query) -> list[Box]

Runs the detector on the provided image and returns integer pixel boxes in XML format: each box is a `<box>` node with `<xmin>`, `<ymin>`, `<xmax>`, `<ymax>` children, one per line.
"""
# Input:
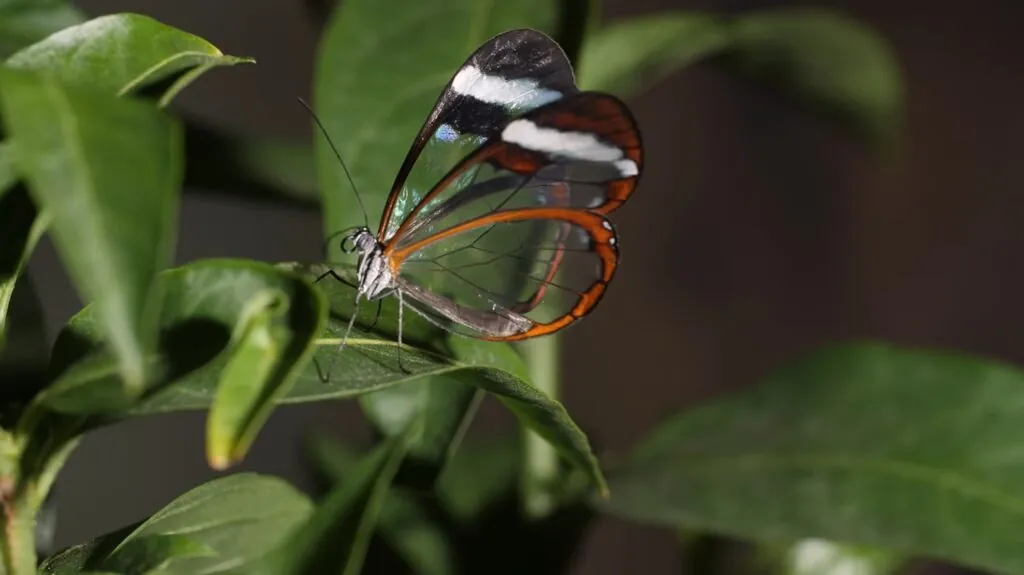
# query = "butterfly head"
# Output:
<box><xmin>339</xmin><ymin>227</ymin><xmax>376</xmax><ymax>255</ymax></box>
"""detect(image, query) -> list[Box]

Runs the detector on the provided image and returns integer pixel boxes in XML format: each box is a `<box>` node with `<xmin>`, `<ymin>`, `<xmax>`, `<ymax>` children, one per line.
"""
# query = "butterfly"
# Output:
<box><xmin>312</xmin><ymin>28</ymin><xmax>643</xmax><ymax>377</ymax></box>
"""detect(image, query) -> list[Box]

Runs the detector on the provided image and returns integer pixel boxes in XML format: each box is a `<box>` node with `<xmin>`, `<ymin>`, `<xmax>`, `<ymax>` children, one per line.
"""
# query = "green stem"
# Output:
<box><xmin>0</xmin><ymin>496</ymin><xmax>35</xmax><ymax>575</ymax></box>
<box><xmin>518</xmin><ymin>334</ymin><xmax>561</xmax><ymax>518</ymax></box>
<box><xmin>0</xmin><ymin>431</ymin><xmax>33</xmax><ymax>575</ymax></box>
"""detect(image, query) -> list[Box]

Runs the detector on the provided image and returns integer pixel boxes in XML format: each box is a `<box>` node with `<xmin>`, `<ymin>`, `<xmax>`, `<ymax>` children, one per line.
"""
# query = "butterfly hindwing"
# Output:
<box><xmin>393</xmin><ymin>208</ymin><xmax>619</xmax><ymax>340</ymax></box>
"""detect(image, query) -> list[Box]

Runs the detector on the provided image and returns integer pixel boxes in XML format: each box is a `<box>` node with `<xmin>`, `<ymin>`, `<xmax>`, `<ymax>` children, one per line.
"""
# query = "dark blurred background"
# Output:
<box><xmin>25</xmin><ymin>0</ymin><xmax>1023</xmax><ymax>573</ymax></box>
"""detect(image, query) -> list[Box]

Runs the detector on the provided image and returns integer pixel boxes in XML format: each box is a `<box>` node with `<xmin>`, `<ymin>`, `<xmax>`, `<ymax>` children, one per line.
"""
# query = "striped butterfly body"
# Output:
<box><xmin>318</xmin><ymin>29</ymin><xmax>643</xmax><ymax>375</ymax></box>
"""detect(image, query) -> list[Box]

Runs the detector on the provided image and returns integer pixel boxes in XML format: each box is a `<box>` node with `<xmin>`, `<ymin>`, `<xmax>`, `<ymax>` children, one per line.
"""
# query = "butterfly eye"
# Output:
<box><xmin>340</xmin><ymin>233</ymin><xmax>358</xmax><ymax>254</ymax></box>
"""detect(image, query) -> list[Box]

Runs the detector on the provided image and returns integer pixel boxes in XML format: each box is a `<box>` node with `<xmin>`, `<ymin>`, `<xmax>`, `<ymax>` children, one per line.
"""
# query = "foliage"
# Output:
<box><xmin>1</xmin><ymin>1</ymin><xmax>1010</xmax><ymax>575</ymax></box>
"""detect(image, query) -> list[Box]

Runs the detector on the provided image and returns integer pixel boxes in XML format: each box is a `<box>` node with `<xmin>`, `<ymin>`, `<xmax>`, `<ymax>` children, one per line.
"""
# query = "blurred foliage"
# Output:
<box><xmin>3</xmin><ymin>2</ymin><xmax>1014</xmax><ymax>575</ymax></box>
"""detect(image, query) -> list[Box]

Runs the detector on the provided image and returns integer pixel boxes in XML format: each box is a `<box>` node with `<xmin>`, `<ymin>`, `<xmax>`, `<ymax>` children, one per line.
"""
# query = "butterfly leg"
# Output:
<box><xmin>314</xmin><ymin>267</ymin><xmax>357</xmax><ymax>289</ymax></box>
<box><xmin>395</xmin><ymin>290</ymin><xmax>413</xmax><ymax>375</ymax></box>
<box><xmin>367</xmin><ymin>299</ymin><xmax>384</xmax><ymax>334</ymax></box>
<box><xmin>318</xmin><ymin>294</ymin><xmax>363</xmax><ymax>384</ymax></box>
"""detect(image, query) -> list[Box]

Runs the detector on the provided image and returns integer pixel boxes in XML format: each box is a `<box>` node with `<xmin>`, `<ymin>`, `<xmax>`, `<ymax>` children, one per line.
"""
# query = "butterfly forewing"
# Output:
<box><xmin>378</xmin><ymin>29</ymin><xmax>578</xmax><ymax>241</ymax></box>
<box><xmin>386</xmin><ymin>92</ymin><xmax>642</xmax><ymax>246</ymax></box>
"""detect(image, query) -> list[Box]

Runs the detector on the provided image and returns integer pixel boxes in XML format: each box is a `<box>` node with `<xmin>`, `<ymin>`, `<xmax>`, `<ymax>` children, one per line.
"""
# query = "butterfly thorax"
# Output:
<box><xmin>346</xmin><ymin>228</ymin><xmax>394</xmax><ymax>301</ymax></box>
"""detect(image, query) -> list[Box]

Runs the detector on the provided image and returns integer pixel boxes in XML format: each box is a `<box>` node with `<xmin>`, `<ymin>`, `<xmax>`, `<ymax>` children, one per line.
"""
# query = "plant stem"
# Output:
<box><xmin>0</xmin><ymin>431</ymin><xmax>33</xmax><ymax>575</ymax></box>
<box><xmin>519</xmin><ymin>333</ymin><xmax>561</xmax><ymax>519</ymax></box>
<box><xmin>0</xmin><ymin>496</ymin><xmax>35</xmax><ymax>575</ymax></box>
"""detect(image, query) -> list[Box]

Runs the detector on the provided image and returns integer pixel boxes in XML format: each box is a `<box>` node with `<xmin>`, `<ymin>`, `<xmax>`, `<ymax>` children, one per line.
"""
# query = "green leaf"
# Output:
<box><xmin>0</xmin><ymin>140</ymin><xmax>14</xmax><ymax>195</ymax></box>
<box><xmin>358</xmin><ymin>375</ymin><xmax>482</xmax><ymax>478</ymax></box>
<box><xmin>300</xmin><ymin>263</ymin><xmax>606</xmax><ymax>495</ymax></box>
<box><xmin>308</xmin><ymin>433</ymin><xmax>522</xmax><ymax>524</ymax></box>
<box><xmin>435</xmin><ymin>434</ymin><xmax>521</xmax><ymax>522</ymax></box>
<box><xmin>100</xmin><ymin>535</ymin><xmax>215</xmax><ymax>574</ymax></box>
<box><xmin>373</xmin><ymin>493</ymin><xmax>456</xmax><ymax>575</ymax></box>
<box><xmin>600</xmin><ymin>342</ymin><xmax>1024</xmax><ymax>574</ymax></box>
<box><xmin>305</xmin><ymin>433</ymin><xmax>457</xmax><ymax>575</ymax></box>
<box><xmin>721</xmin><ymin>8</ymin><xmax>903</xmax><ymax>145</ymax></box>
<box><xmin>0</xmin><ymin>68</ymin><xmax>182</xmax><ymax>393</ymax></box>
<box><xmin>47</xmin><ymin>261</ymin><xmax>605</xmax><ymax>494</ymax></box>
<box><xmin>0</xmin><ymin>185</ymin><xmax>48</xmax><ymax>352</ymax></box>
<box><xmin>577</xmin><ymin>9</ymin><xmax>902</xmax><ymax>146</ymax></box>
<box><xmin>552</xmin><ymin>0</ymin><xmax>601</xmax><ymax>67</ymax></box>
<box><xmin>577</xmin><ymin>13</ymin><xmax>729</xmax><ymax>93</ymax></box>
<box><xmin>441</xmin><ymin>436</ymin><xmax>593</xmax><ymax>575</ymax></box>
<box><xmin>0</xmin><ymin>0</ymin><xmax>84</xmax><ymax>59</ymax></box>
<box><xmin>269</xmin><ymin>422</ymin><xmax>418</xmax><ymax>575</ymax></box>
<box><xmin>0</xmin><ymin>271</ymin><xmax>49</xmax><ymax>403</ymax></box>
<box><xmin>1</xmin><ymin>14</ymin><xmax>247</xmax><ymax>351</ymax></box>
<box><xmin>312</xmin><ymin>0</ymin><xmax>556</xmax><ymax>250</ymax></box>
<box><xmin>4</xmin><ymin>13</ymin><xmax>253</xmax><ymax>106</ymax></box>
<box><xmin>205</xmin><ymin>286</ymin><xmax>312</xmax><ymax>470</ymax></box>
<box><xmin>39</xmin><ymin>473</ymin><xmax>313</xmax><ymax>575</ymax></box>
<box><xmin>42</xmin><ymin>259</ymin><xmax>324</xmax><ymax>452</ymax></box>
<box><xmin>306</xmin><ymin>433</ymin><xmax>589</xmax><ymax>575</ymax></box>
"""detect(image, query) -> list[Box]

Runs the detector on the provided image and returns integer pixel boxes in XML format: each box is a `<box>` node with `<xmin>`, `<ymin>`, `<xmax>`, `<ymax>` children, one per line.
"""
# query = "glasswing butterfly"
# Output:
<box><xmin>313</xmin><ymin>28</ymin><xmax>643</xmax><ymax>378</ymax></box>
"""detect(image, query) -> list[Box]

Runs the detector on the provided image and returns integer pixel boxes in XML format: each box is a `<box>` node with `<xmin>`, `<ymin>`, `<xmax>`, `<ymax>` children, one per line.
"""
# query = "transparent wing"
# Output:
<box><xmin>386</xmin><ymin>92</ymin><xmax>643</xmax><ymax>249</ymax></box>
<box><xmin>392</xmin><ymin>208</ymin><xmax>619</xmax><ymax>340</ymax></box>
<box><xmin>378</xmin><ymin>29</ymin><xmax>578</xmax><ymax>241</ymax></box>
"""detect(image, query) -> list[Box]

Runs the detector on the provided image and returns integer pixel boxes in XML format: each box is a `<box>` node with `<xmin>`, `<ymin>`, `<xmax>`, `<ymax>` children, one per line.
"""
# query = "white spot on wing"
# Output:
<box><xmin>614</xmin><ymin>159</ymin><xmax>639</xmax><ymax>177</ymax></box>
<box><xmin>452</xmin><ymin>65</ymin><xmax>561</xmax><ymax>108</ymax></box>
<box><xmin>502</xmin><ymin>119</ymin><xmax>626</xmax><ymax>164</ymax></box>
<box><xmin>601</xmin><ymin>220</ymin><xmax>613</xmax><ymax>230</ymax></box>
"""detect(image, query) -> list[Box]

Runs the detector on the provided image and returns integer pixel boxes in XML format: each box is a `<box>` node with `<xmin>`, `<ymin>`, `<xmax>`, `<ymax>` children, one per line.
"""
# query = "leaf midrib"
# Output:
<box><xmin>42</xmin><ymin>78</ymin><xmax>139</xmax><ymax>383</ymax></box>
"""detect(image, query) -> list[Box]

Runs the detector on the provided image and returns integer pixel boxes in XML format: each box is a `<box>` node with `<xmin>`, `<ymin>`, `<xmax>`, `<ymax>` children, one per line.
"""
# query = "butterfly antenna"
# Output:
<box><xmin>297</xmin><ymin>97</ymin><xmax>371</xmax><ymax>230</ymax></box>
